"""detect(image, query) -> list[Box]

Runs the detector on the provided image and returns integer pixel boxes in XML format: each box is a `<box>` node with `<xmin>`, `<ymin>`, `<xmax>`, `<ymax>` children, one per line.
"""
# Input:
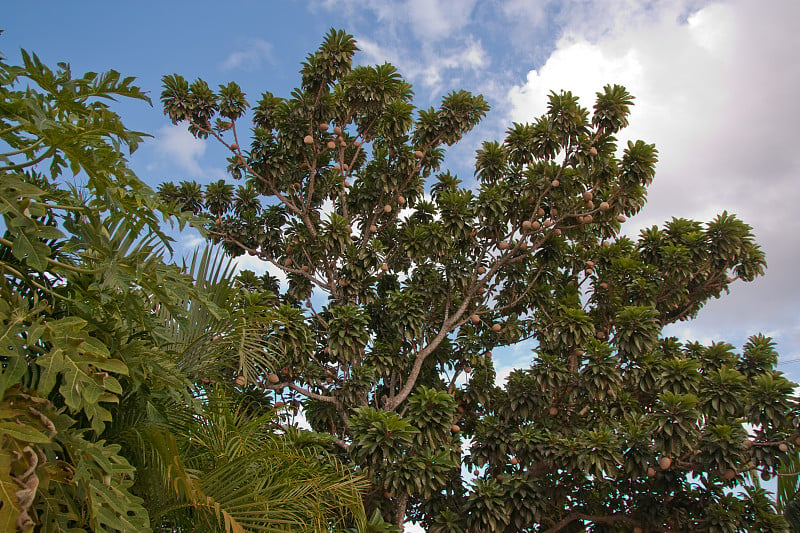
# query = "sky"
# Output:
<box><xmin>5</xmin><ymin>3</ymin><xmax>800</xmax><ymax>390</ymax></box>
<box><xmin>4</xmin><ymin>1</ymin><xmax>799</xmax><ymax>529</ymax></box>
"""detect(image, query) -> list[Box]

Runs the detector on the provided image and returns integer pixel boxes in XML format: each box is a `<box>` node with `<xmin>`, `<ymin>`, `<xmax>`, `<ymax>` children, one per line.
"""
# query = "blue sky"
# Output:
<box><xmin>4</xmin><ymin>0</ymin><xmax>800</xmax><ymax>388</ymax></box>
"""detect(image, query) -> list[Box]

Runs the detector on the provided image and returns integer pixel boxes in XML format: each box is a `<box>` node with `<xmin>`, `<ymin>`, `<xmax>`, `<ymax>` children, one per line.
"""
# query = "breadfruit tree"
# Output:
<box><xmin>160</xmin><ymin>29</ymin><xmax>798</xmax><ymax>531</ymax></box>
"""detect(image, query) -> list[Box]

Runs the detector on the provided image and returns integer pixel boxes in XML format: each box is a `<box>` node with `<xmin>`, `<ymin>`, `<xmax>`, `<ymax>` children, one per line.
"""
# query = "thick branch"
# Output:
<box><xmin>543</xmin><ymin>512</ymin><xmax>646</xmax><ymax>533</ymax></box>
<box><xmin>383</xmin><ymin>284</ymin><xmax>477</xmax><ymax>411</ymax></box>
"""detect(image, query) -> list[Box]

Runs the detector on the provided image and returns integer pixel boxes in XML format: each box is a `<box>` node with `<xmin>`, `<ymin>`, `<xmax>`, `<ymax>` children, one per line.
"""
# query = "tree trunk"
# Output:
<box><xmin>394</xmin><ymin>492</ymin><xmax>409</xmax><ymax>530</ymax></box>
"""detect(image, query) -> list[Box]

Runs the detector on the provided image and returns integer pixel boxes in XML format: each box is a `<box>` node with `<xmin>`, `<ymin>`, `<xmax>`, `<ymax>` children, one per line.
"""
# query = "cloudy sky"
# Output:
<box><xmin>5</xmin><ymin>0</ymin><xmax>799</xmax><ymax>389</ymax></box>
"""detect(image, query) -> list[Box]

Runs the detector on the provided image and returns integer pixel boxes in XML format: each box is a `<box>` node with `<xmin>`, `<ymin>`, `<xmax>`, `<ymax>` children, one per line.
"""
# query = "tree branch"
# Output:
<box><xmin>269</xmin><ymin>381</ymin><xmax>339</xmax><ymax>406</ymax></box>
<box><xmin>543</xmin><ymin>512</ymin><xmax>647</xmax><ymax>533</ymax></box>
<box><xmin>383</xmin><ymin>283</ymin><xmax>477</xmax><ymax>411</ymax></box>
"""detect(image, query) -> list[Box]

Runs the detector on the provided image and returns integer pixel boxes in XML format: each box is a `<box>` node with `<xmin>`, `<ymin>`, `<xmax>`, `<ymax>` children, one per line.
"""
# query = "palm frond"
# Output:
<box><xmin>778</xmin><ymin>450</ymin><xmax>800</xmax><ymax>512</ymax></box>
<box><xmin>154</xmin><ymin>246</ymin><xmax>278</xmax><ymax>383</ymax></box>
<box><xmin>122</xmin><ymin>387</ymin><xmax>366</xmax><ymax>533</ymax></box>
<box><xmin>195</xmin><ymin>438</ymin><xmax>367</xmax><ymax>532</ymax></box>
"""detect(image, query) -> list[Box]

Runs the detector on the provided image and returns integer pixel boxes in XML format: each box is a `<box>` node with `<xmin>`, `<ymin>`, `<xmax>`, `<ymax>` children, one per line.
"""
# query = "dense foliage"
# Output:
<box><xmin>159</xmin><ymin>29</ymin><xmax>800</xmax><ymax>531</ymax></box>
<box><xmin>0</xmin><ymin>48</ymin><xmax>367</xmax><ymax>532</ymax></box>
<box><xmin>2</xmin><ymin>29</ymin><xmax>795</xmax><ymax>533</ymax></box>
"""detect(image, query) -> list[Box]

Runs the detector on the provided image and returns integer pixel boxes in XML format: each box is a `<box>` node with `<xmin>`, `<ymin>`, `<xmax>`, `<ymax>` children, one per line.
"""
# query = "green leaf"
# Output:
<box><xmin>0</xmin><ymin>421</ymin><xmax>51</xmax><ymax>443</ymax></box>
<box><xmin>11</xmin><ymin>229</ymin><xmax>51</xmax><ymax>271</ymax></box>
<box><xmin>33</xmin><ymin>317</ymin><xmax>128</xmax><ymax>431</ymax></box>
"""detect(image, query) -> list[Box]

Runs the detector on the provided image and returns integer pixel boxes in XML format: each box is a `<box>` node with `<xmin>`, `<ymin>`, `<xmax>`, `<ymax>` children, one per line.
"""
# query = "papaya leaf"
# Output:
<box><xmin>10</xmin><ymin>230</ymin><xmax>51</xmax><ymax>271</ymax></box>
<box><xmin>0</xmin><ymin>451</ymin><xmax>23</xmax><ymax>533</ymax></box>
<box><xmin>0</xmin><ymin>422</ymin><xmax>51</xmax><ymax>444</ymax></box>
<box><xmin>34</xmin><ymin>317</ymin><xmax>128</xmax><ymax>432</ymax></box>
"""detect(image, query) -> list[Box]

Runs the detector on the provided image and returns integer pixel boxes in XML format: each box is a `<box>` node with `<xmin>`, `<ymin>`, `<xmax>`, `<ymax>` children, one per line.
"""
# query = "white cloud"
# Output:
<box><xmin>507</xmin><ymin>0</ymin><xmax>800</xmax><ymax>220</ymax></box>
<box><xmin>493</xmin><ymin>0</ymin><xmax>713</xmax><ymax>64</ymax></box>
<box><xmin>404</xmin><ymin>0</ymin><xmax>478</xmax><ymax>41</ymax></box>
<box><xmin>507</xmin><ymin>41</ymin><xmax>643</xmax><ymax>119</ymax></box>
<box><xmin>493</xmin><ymin>341</ymin><xmax>537</xmax><ymax>387</ymax></box>
<box><xmin>500</xmin><ymin>0</ymin><xmax>548</xmax><ymax>28</ymax></box>
<box><xmin>506</xmin><ymin>0</ymin><xmax>800</xmax><ymax>354</ymax></box>
<box><xmin>356</xmin><ymin>36</ymin><xmax>402</xmax><ymax>67</ymax></box>
<box><xmin>177</xmin><ymin>230</ymin><xmax>206</xmax><ymax>251</ymax></box>
<box><xmin>687</xmin><ymin>3</ymin><xmax>736</xmax><ymax>54</ymax></box>
<box><xmin>220</xmin><ymin>38</ymin><xmax>274</xmax><ymax>71</ymax></box>
<box><xmin>288</xmin><ymin>406</ymin><xmax>312</xmax><ymax>431</ymax></box>
<box><xmin>661</xmin><ymin>324</ymin><xmax>724</xmax><ymax>347</ymax></box>
<box><xmin>356</xmin><ymin>34</ymin><xmax>488</xmax><ymax>94</ymax></box>
<box><xmin>155</xmin><ymin>124</ymin><xmax>207</xmax><ymax>176</ymax></box>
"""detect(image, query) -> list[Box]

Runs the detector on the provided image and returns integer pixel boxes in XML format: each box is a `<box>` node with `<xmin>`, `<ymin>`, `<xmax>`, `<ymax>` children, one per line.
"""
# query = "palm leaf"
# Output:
<box><xmin>778</xmin><ymin>449</ymin><xmax>800</xmax><ymax>512</ymax></box>
<box><xmin>185</xmin><ymin>393</ymin><xmax>367</xmax><ymax>532</ymax></box>
<box><xmin>119</xmin><ymin>388</ymin><xmax>366</xmax><ymax>532</ymax></box>
<box><xmin>155</xmin><ymin>246</ymin><xmax>278</xmax><ymax>384</ymax></box>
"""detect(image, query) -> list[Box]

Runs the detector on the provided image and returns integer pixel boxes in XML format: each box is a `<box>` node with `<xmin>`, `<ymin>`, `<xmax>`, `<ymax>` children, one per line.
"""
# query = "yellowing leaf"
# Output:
<box><xmin>0</xmin><ymin>452</ymin><xmax>23</xmax><ymax>533</ymax></box>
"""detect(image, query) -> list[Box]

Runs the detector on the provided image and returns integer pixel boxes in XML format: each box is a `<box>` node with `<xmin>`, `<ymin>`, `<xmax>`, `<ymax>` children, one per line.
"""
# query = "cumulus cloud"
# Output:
<box><xmin>420</xmin><ymin>40</ymin><xmax>487</xmax><ymax>88</ymax></box>
<box><xmin>220</xmin><ymin>38</ymin><xmax>274</xmax><ymax>71</ymax></box>
<box><xmin>154</xmin><ymin>124</ymin><xmax>207</xmax><ymax>176</ymax></box>
<box><xmin>506</xmin><ymin>0</ymin><xmax>800</xmax><ymax>360</ymax></box>
<box><xmin>507</xmin><ymin>41</ymin><xmax>643</xmax><ymax>119</ymax></box>
<box><xmin>507</xmin><ymin>0</ymin><xmax>800</xmax><ymax>222</ymax></box>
